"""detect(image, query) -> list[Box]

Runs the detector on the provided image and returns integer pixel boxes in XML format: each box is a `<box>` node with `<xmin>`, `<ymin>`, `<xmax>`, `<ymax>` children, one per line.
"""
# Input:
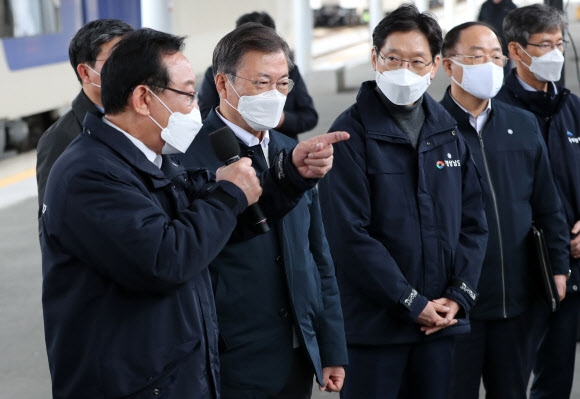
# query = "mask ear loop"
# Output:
<box><xmin>223</xmin><ymin>76</ymin><xmax>242</xmax><ymax>111</ymax></box>
<box><xmin>84</xmin><ymin>64</ymin><xmax>102</xmax><ymax>88</ymax></box>
<box><xmin>516</xmin><ymin>43</ymin><xmax>534</xmax><ymax>70</ymax></box>
<box><xmin>146</xmin><ymin>87</ymin><xmax>173</xmax><ymax>130</ymax></box>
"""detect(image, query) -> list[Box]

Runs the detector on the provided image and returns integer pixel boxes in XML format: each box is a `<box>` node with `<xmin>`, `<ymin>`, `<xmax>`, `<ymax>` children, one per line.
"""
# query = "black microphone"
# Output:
<box><xmin>209</xmin><ymin>126</ymin><xmax>269</xmax><ymax>233</ymax></box>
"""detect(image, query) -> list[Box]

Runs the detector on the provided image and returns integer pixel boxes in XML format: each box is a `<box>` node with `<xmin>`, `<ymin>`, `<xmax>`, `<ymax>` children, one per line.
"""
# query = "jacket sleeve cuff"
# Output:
<box><xmin>445</xmin><ymin>279</ymin><xmax>479</xmax><ymax>314</ymax></box>
<box><xmin>199</xmin><ymin>180</ymin><xmax>248</xmax><ymax>215</ymax></box>
<box><xmin>271</xmin><ymin>149</ymin><xmax>318</xmax><ymax>196</ymax></box>
<box><xmin>399</xmin><ymin>286</ymin><xmax>429</xmax><ymax>321</ymax></box>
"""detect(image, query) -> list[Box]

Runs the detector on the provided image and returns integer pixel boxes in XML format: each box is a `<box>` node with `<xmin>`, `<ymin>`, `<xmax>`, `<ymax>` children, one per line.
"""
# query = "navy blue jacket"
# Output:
<box><xmin>174</xmin><ymin>109</ymin><xmax>348</xmax><ymax>397</ymax></box>
<box><xmin>496</xmin><ymin>69</ymin><xmax>580</xmax><ymax>291</ymax></box>
<box><xmin>441</xmin><ymin>90</ymin><xmax>569</xmax><ymax>319</ymax></box>
<box><xmin>318</xmin><ymin>81</ymin><xmax>488</xmax><ymax>345</ymax></box>
<box><xmin>41</xmin><ymin>113</ymin><xmax>312</xmax><ymax>399</ymax></box>
<box><xmin>198</xmin><ymin>65</ymin><xmax>318</xmax><ymax>140</ymax></box>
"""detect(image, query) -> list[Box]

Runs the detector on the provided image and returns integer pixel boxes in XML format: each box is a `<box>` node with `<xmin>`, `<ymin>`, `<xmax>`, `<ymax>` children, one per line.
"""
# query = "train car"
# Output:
<box><xmin>0</xmin><ymin>0</ymin><xmax>140</xmax><ymax>156</ymax></box>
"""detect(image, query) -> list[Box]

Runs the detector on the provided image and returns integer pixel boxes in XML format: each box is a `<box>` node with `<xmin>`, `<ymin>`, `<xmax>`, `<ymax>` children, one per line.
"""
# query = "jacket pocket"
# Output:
<box><xmin>117</xmin><ymin>363</ymin><xmax>179</xmax><ymax>399</ymax></box>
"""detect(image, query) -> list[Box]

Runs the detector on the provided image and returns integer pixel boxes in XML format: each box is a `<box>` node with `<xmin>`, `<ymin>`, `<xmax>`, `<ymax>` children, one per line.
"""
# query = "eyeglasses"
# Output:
<box><xmin>150</xmin><ymin>85</ymin><xmax>198</xmax><ymax>106</ymax></box>
<box><xmin>376</xmin><ymin>50</ymin><xmax>433</xmax><ymax>73</ymax></box>
<box><xmin>450</xmin><ymin>54</ymin><xmax>508</xmax><ymax>67</ymax></box>
<box><xmin>229</xmin><ymin>74</ymin><xmax>294</xmax><ymax>93</ymax></box>
<box><xmin>526</xmin><ymin>40</ymin><xmax>568</xmax><ymax>52</ymax></box>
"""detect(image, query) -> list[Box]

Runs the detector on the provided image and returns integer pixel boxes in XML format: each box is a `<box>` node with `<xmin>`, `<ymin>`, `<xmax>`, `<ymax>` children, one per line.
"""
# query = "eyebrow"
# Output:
<box><xmin>256</xmin><ymin>72</ymin><xmax>290</xmax><ymax>79</ymax></box>
<box><xmin>383</xmin><ymin>48</ymin><xmax>429</xmax><ymax>57</ymax></box>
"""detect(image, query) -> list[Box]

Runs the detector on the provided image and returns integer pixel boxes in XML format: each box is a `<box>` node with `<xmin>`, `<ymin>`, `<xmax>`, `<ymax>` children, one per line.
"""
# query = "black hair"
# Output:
<box><xmin>503</xmin><ymin>4</ymin><xmax>567</xmax><ymax>46</ymax></box>
<box><xmin>101</xmin><ymin>28</ymin><xmax>185</xmax><ymax>115</ymax></box>
<box><xmin>212</xmin><ymin>22</ymin><xmax>293</xmax><ymax>78</ymax></box>
<box><xmin>372</xmin><ymin>4</ymin><xmax>442</xmax><ymax>60</ymax></box>
<box><xmin>236</xmin><ymin>11</ymin><xmax>276</xmax><ymax>29</ymax></box>
<box><xmin>442</xmin><ymin>21</ymin><xmax>502</xmax><ymax>58</ymax></box>
<box><xmin>69</xmin><ymin>19</ymin><xmax>133</xmax><ymax>83</ymax></box>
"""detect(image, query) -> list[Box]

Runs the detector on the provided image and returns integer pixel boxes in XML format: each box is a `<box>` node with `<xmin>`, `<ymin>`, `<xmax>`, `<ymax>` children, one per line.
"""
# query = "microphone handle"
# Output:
<box><xmin>222</xmin><ymin>155</ymin><xmax>269</xmax><ymax>233</ymax></box>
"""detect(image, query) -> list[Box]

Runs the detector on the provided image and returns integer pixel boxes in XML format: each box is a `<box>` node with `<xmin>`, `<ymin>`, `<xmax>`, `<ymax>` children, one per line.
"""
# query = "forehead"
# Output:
<box><xmin>164</xmin><ymin>52</ymin><xmax>196</xmax><ymax>87</ymax></box>
<box><xmin>237</xmin><ymin>50</ymin><xmax>289</xmax><ymax>78</ymax></box>
<box><xmin>528</xmin><ymin>29</ymin><xmax>564</xmax><ymax>42</ymax></box>
<box><xmin>456</xmin><ymin>25</ymin><xmax>502</xmax><ymax>50</ymax></box>
<box><xmin>381</xmin><ymin>30</ymin><xmax>432</xmax><ymax>58</ymax></box>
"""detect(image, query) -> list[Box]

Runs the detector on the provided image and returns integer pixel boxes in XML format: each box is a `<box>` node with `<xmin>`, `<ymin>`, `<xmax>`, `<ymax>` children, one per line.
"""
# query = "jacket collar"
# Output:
<box><xmin>357</xmin><ymin>80</ymin><xmax>457</xmax><ymax>140</ymax></box>
<box><xmin>200</xmin><ymin>108</ymin><xmax>283</xmax><ymax>166</ymax></box>
<box><xmin>72</xmin><ymin>90</ymin><xmax>101</xmax><ymax>126</ymax></box>
<box><xmin>82</xmin><ymin>113</ymin><xmax>171</xmax><ymax>187</ymax></box>
<box><xmin>503</xmin><ymin>69</ymin><xmax>569</xmax><ymax>117</ymax></box>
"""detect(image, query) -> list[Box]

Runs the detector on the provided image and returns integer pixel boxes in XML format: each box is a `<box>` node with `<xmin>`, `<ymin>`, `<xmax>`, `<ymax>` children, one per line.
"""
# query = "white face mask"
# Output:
<box><xmin>84</xmin><ymin>64</ymin><xmax>101</xmax><ymax>88</ymax></box>
<box><xmin>450</xmin><ymin>59</ymin><xmax>504</xmax><ymax>100</ymax></box>
<box><xmin>147</xmin><ymin>88</ymin><xmax>203</xmax><ymax>154</ymax></box>
<box><xmin>226</xmin><ymin>77</ymin><xmax>286</xmax><ymax>131</ymax></box>
<box><xmin>375</xmin><ymin>68</ymin><xmax>432</xmax><ymax>105</ymax></box>
<box><xmin>517</xmin><ymin>44</ymin><xmax>564</xmax><ymax>82</ymax></box>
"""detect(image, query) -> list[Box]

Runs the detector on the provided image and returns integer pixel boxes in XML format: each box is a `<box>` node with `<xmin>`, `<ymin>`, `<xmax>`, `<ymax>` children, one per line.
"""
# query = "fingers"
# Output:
<box><xmin>571</xmin><ymin>220</ymin><xmax>580</xmax><ymax>235</ymax></box>
<box><xmin>421</xmin><ymin>319</ymin><xmax>458</xmax><ymax>335</ymax></box>
<box><xmin>299</xmin><ymin>131</ymin><xmax>350</xmax><ymax>153</ymax></box>
<box><xmin>319</xmin><ymin>131</ymin><xmax>350</xmax><ymax>145</ymax></box>
<box><xmin>430</xmin><ymin>301</ymin><xmax>451</xmax><ymax>314</ymax></box>
<box><xmin>571</xmin><ymin>236</ymin><xmax>580</xmax><ymax>258</ymax></box>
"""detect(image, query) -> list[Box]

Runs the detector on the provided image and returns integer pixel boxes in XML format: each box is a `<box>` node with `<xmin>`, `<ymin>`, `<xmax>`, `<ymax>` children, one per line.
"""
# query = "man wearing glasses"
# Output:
<box><xmin>175</xmin><ymin>22</ymin><xmax>348</xmax><ymax>399</ymax></box>
<box><xmin>497</xmin><ymin>5</ymin><xmax>580</xmax><ymax>399</ymax></box>
<box><xmin>439</xmin><ymin>21</ymin><xmax>569</xmax><ymax>399</ymax></box>
<box><xmin>317</xmin><ymin>5</ymin><xmax>488</xmax><ymax>398</ymax></box>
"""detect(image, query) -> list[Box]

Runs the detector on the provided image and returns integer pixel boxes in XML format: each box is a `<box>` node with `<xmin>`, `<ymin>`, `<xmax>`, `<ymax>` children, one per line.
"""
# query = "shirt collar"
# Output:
<box><xmin>516</xmin><ymin>73</ymin><xmax>558</xmax><ymax>95</ymax></box>
<box><xmin>102</xmin><ymin>117</ymin><xmax>162</xmax><ymax>168</ymax></box>
<box><xmin>216</xmin><ymin>107</ymin><xmax>270</xmax><ymax>151</ymax></box>
<box><xmin>450</xmin><ymin>94</ymin><xmax>492</xmax><ymax>133</ymax></box>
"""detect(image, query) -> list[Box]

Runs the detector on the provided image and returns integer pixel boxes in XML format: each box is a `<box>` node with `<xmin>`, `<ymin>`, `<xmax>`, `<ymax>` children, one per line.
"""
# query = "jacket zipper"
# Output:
<box><xmin>478</xmin><ymin>132</ymin><xmax>507</xmax><ymax>318</ymax></box>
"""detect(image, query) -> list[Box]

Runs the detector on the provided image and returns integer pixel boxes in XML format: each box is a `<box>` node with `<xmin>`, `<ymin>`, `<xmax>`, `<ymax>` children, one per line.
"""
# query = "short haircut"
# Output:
<box><xmin>101</xmin><ymin>28</ymin><xmax>186</xmax><ymax>115</ymax></box>
<box><xmin>69</xmin><ymin>19</ymin><xmax>133</xmax><ymax>83</ymax></box>
<box><xmin>212</xmin><ymin>22</ymin><xmax>293</xmax><ymax>78</ymax></box>
<box><xmin>442</xmin><ymin>21</ymin><xmax>502</xmax><ymax>58</ymax></box>
<box><xmin>503</xmin><ymin>4</ymin><xmax>567</xmax><ymax>46</ymax></box>
<box><xmin>236</xmin><ymin>11</ymin><xmax>276</xmax><ymax>29</ymax></box>
<box><xmin>372</xmin><ymin>4</ymin><xmax>442</xmax><ymax>60</ymax></box>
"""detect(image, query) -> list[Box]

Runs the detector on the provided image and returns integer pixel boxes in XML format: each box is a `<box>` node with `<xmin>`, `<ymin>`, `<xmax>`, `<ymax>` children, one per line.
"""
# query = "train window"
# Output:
<box><xmin>1</xmin><ymin>0</ymin><xmax>61</xmax><ymax>38</ymax></box>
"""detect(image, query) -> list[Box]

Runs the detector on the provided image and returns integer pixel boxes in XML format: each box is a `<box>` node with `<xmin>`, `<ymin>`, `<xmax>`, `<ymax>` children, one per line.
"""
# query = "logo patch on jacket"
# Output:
<box><xmin>436</xmin><ymin>153</ymin><xmax>461</xmax><ymax>169</ymax></box>
<box><xmin>567</xmin><ymin>131</ymin><xmax>580</xmax><ymax>144</ymax></box>
<box><xmin>404</xmin><ymin>289</ymin><xmax>418</xmax><ymax>307</ymax></box>
<box><xmin>460</xmin><ymin>282</ymin><xmax>477</xmax><ymax>301</ymax></box>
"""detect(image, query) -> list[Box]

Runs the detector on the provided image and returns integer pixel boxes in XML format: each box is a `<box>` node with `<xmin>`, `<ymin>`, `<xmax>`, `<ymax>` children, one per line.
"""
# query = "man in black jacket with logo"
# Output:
<box><xmin>496</xmin><ymin>5</ymin><xmax>580</xmax><ymax>398</ymax></box>
<box><xmin>440</xmin><ymin>21</ymin><xmax>569</xmax><ymax>399</ymax></box>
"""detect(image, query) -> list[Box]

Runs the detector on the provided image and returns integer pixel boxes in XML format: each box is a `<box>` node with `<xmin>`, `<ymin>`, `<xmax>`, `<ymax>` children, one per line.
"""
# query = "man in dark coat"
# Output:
<box><xmin>41</xmin><ymin>28</ymin><xmax>345</xmax><ymax>399</ymax></box>
<box><xmin>477</xmin><ymin>0</ymin><xmax>517</xmax><ymax>52</ymax></box>
<box><xmin>35</xmin><ymin>19</ymin><xmax>133</xmax><ymax>216</ymax></box>
<box><xmin>440</xmin><ymin>21</ymin><xmax>569</xmax><ymax>399</ymax></box>
<box><xmin>496</xmin><ymin>5</ymin><xmax>580</xmax><ymax>398</ymax></box>
<box><xmin>318</xmin><ymin>5</ymin><xmax>488</xmax><ymax>399</ymax></box>
<box><xmin>176</xmin><ymin>22</ymin><xmax>348</xmax><ymax>399</ymax></box>
<box><xmin>197</xmin><ymin>12</ymin><xmax>318</xmax><ymax>141</ymax></box>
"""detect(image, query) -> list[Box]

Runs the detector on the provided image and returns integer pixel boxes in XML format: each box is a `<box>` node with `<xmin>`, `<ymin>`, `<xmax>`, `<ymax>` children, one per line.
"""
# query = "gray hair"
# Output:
<box><xmin>212</xmin><ymin>22</ymin><xmax>293</xmax><ymax>78</ymax></box>
<box><xmin>503</xmin><ymin>4</ymin><xmax>567</xmax><ymax>45</ymax></box>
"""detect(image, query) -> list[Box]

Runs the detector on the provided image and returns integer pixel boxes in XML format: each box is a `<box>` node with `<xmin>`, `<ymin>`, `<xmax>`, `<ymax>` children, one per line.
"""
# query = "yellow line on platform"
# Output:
<box><xmin>0</xmin><ymin>168</ymin><xmax>36</xmax><ymax>189</ymax></box>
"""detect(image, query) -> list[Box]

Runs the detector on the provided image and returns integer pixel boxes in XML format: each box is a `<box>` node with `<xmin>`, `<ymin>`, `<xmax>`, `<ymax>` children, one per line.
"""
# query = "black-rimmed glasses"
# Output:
<box><xmin>526</xmin><ymin>40</ymin><xmax>568</xmax><ymax>52</ymax></box>
<box><xmin>150</xmin><ymin>85</ymin><xmax>198</xmax><ymax>106</ymax></box>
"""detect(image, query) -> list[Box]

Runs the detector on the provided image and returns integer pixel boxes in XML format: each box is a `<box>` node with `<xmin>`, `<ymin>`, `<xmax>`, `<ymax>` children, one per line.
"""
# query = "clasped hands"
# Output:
<box><xmin>417</xmin><ymin>298</ymin><xmax>461</xmax><ymax>336</ymax></box>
